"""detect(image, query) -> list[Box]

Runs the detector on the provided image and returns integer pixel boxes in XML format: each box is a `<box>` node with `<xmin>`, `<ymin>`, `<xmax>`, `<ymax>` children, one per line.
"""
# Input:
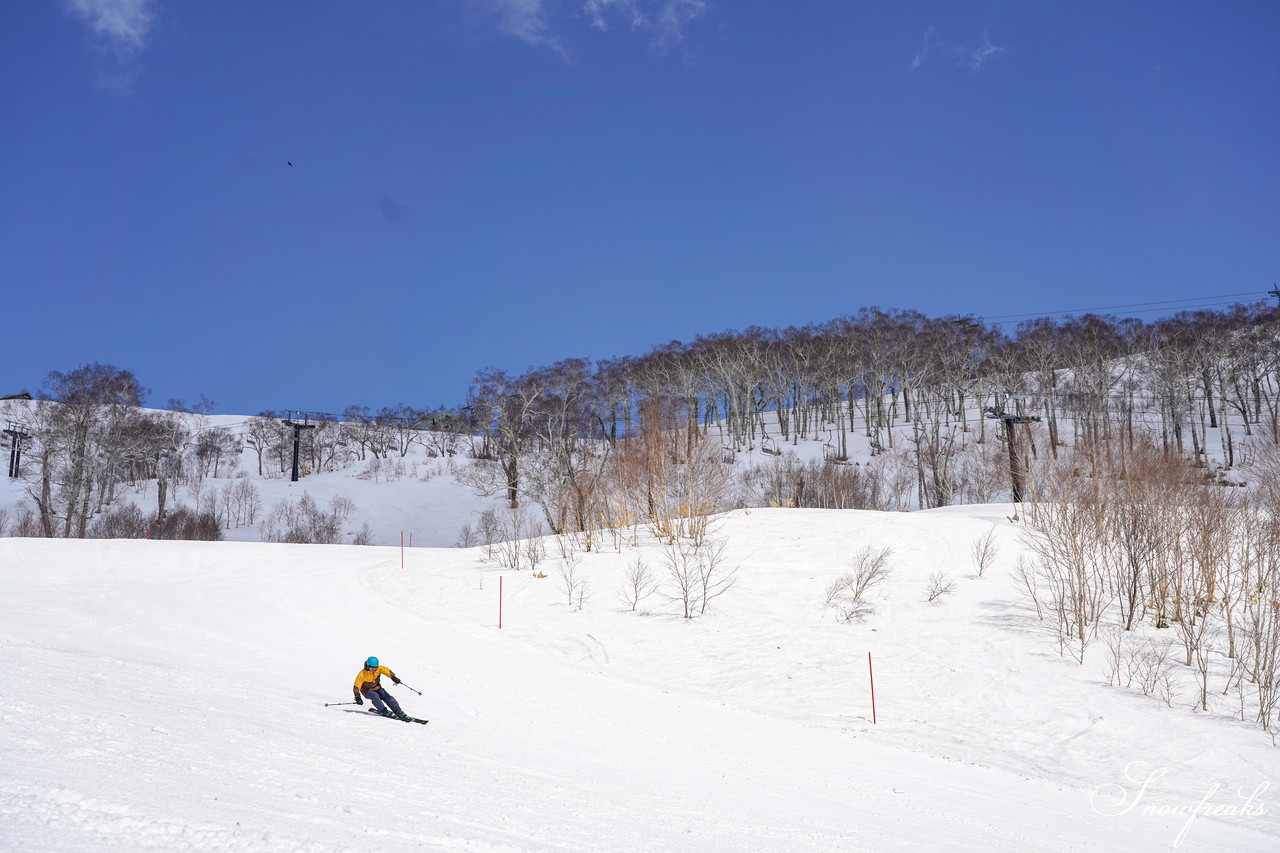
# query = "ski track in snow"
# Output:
<box><xmin>1</xmin><ymin>509</ymin><xmax>1278</xmax><ymax>852</ymax></box>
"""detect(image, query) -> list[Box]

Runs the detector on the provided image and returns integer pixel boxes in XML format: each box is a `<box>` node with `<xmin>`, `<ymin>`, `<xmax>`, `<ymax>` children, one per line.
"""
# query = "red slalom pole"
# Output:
<box><xmin>499</xmin><ymin>576</ymin><xmax>503</xmax><ymax>629</ymax></box>
<box><xmin>868</xmin><ymin>652</ymin><xmax>877</xmax><ymax>724</ymax></box>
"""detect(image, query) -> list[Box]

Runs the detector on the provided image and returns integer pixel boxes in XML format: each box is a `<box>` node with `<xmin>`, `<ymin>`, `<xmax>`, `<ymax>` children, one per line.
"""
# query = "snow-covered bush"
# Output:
<box><xmin>260</xmin><ymin>492</ymin><xmax>356</xmax><ymax>545</ymax></box>
<box><xmin>151</xmin><ymin>506</ymin><xmax>223</xmax><ymax>541</ymax></box>
<box><xmin>88</xmin><ymin>503</ymin><xmax>149</xmax><ymax>539</ymax></box>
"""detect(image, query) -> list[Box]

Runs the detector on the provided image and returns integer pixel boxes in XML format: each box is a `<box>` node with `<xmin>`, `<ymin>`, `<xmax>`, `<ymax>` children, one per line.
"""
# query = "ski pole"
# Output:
<box><xmin>396</xmin><ymin>682</ymin><xmax>423</xmax><ymax>696</ymax></box>
<box><xmin>323</xmin><ymin>701</ymin><xmax>361</xmax><ymax>707</ymax></box>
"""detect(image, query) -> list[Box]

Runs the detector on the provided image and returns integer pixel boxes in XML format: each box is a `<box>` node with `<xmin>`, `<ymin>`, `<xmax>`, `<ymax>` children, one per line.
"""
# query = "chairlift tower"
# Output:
<box><xmin>4</xmin><ymin>422</ymin><xmax>29</xmax><ymax>479</ymax></box>
<box><xmin>984</xmin><ymin>393</ymin><xmax>1040</xmax><ymax>503</ymax></box>
<box><xmin>282</xmin><ymin>411</ymin><xmax>317</xmax><ymax>483</ymax></box>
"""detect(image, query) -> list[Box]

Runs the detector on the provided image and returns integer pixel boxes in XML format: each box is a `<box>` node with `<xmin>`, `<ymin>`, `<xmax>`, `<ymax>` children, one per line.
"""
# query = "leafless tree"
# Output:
<box><xmin>302</xmin><ymin>416</ymin><xmax>348</xmax><ymax>474</ymax></box>
<box><xmin>694</xmin><ymin>538</ymin><xmax>737</xmax><ymax>615</ymax></box>
<box><xmin>488</xmin><ymin>502</ymin><xmax>542</xmax><ymax>569</ymax></box>
<box><xmin>192</xmin><ymin>426</ymin><xmax>242</xmax><ymax>480</ymax></box>
<box><xmin>235</xmin><ymin>479</ymin><xmax>262</xmax><ymax>525</ymax></box>
<box><xmin>659</xmin><ymin>536</ymin><xmax>737</xmax><ymax>618</ymax></box>
<box><xmin>1104</xmin><ymin>628</ymin><xmax>1182</xmax><ymax>707</ymax></box>
<box><xmin>606</xmin><ymin>398</ymin><xmax>732</xmax><ymax>545</ymax></box>
<box><xmin>242</xmin><ymin>413</ymin><xmax>286</xmax><ymax>477</ymax></box>
<box><xmin>524</xmin><ymin>532</ymin><xmax>547</xmax><ymax>572</ymax></box>
<box><xmin>123</xmin><ymin>410</ymin><xmax>188</xmax><ymax>522</ymax></box>
<box><xmin>970</xmin><ymin>527</ymin><xmax>1000</xmax><ymax>578</ymax></box>
<box><xmin>672</xmin><ymin>434</ymin><xmax>734</xmax><ymax>546</ymax></box>
<box><xmin>557</xmin><ymin>548</ymin><xmax>587</xmax><ymax>607</ymax></box>
<box><xmin>910</xmin><ymin>418</ymin><xmax>962</xmax><ymax>509</ymax></box>
<box><xmin>26</xmin><ymin>363</ymin><xmax>148</xmax><ymax>537</ymax></box>
<box><xmin>846</xmin><ymin>545</ymin><xmax>894</xmax><ymax>599</ymax></box>
<box><xmin>341</xmin><ymin>406</ymin><xmax>391</xmax><ymax>462</ymax></box>
<box><xmin>455</xmin><ymin>522</ymin><xmax>478</xmax><ymax>548</ymax></box>
<box><xmin>477</xmin><ymin>508</ymin><xmax>499</xmax><ymax>561</ymax></box>
<box><xmin>619</xmin><ymin>556</ymin><xmax>659</xmax><ymax>611</ymax></box>
<box><xmin>660</xmin><ymin>537</ymin><xmax>702</xmax><ymax>619</ymax></box>
<box><xmin>462</xmin><ymin>367</ymin><xmax>547</xmax><ymax>509</ymax></box>
<box><xmin>1012</xmin><ymin>554</ymin><xmax>1044</xmax><ymax>621</ymax></box>
<box><xmin>826</xmin><ymin>547</ymin><xmax>893</xmax><ymax>621</ymax></box>
<box><xmin>375</xmin><ymin>404</ymin><xmax>428</xmax><ymax>457</ymax></box>
<box><xmin>1238</xmin><ymin>517</ymin><xmax>1280</xmax><ymax>731</ymax></box>
<box><xmin>924</xmin><ymin>571</ymin><xmax>956</xmax><ymax>603</ymax></box>
<box><xmin>215</xmin><ymin>478</ymin><xmax>261</xmax><ymax>529</ymax></box>
<box><xmin>351</xmin><ymin>523</ymin><xmax>375</xmax><ymax>546</ymax></box>
<box><xmin>879</xmin><ymin>446</ymin><xmax>918</xmax><ymax>511</ymax></box>
<box><xmin>1023</xmin><ymin>458</ymin><xmax>1114</xmax><ymax>662</ymax></box>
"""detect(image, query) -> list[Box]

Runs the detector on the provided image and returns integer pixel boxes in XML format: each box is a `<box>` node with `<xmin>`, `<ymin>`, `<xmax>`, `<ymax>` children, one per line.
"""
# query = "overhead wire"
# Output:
<box><xmin>971</xmin><ymin>290</ymin><xmax>1272</xmax><ymax>324</ymax></box>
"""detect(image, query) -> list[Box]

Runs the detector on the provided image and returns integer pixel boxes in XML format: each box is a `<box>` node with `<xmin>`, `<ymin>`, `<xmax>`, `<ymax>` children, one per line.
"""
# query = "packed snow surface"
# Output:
<box><xmin>1</xmin><ymin>507</ymin><xmax>1276</xmax><ymax>852</ymax></box>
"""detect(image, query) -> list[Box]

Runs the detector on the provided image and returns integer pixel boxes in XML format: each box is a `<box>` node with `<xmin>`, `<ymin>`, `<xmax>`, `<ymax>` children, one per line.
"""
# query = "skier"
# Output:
<box><xmin>353</xmin><ymin>657</ymin><xmax>408</xmax><ymax>720</ymax></box>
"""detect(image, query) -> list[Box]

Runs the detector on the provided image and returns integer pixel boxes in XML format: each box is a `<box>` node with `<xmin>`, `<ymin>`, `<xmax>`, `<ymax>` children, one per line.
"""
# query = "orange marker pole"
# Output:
<box><xmin>868</xmin><ymin>652</ymin><xmax>877</xmax><ymax>724</ymax></box>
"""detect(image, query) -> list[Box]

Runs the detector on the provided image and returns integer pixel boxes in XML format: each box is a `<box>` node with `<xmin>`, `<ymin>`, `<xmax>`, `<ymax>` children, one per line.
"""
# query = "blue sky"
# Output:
<box><xmin>3</xmin><ymin>1</ymin><xmax>1278</xmax><ymax>415</ymax></box>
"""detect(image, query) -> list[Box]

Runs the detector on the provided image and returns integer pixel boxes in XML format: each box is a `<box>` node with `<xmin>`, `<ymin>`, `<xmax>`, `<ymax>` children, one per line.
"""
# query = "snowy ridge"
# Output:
<box><xmin>1</xmin><ymin>508</ymin><xmax>1275</xmax><ymax>852</ymax></box>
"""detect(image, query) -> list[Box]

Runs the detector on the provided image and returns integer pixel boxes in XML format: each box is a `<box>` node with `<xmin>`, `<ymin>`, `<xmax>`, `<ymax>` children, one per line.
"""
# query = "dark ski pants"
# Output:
<box><xmin>366</xmin><ymin>687</ymin><xmax>403</xmax><ymax>716</ymax></box>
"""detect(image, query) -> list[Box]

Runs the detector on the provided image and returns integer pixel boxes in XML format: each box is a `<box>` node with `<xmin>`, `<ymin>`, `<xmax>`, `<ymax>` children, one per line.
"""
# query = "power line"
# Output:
<box><xmin>972</xmin><ymin>291</ymin><xmax>1273</xmax><ymax>325</ymax></box>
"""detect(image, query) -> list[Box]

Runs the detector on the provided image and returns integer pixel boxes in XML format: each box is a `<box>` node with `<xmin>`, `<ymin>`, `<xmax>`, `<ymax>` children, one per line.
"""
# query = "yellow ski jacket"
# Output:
<box><xmin>354</xmin><ymin>664</ymin><xmax>397</xmax><ymax>694</ymax></box>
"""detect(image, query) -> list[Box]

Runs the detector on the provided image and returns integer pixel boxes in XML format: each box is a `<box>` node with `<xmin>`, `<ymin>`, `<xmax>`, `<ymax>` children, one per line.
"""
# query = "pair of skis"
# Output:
<box><xmin>323</xmin><ymin>700</ymin><xmax>428</xmax><ymax>724</ymax></box>
<box><xmin>368</xmin><ymin>708</ymin><xmax>428</xmax><ymax>725</ymax></box>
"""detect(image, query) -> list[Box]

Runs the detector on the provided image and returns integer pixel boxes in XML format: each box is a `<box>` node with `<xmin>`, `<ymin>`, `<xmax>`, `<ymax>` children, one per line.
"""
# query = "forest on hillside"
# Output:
<box><xmin>4</xmin><ymin>301</ymin><xmax>1280</xmax><ymax>543</ymax></box>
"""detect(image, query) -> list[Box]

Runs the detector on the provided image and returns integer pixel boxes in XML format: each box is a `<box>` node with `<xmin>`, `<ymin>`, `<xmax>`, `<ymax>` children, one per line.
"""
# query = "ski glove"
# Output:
<box><xmin>392</xmin><ymin>677</ymin><xmax>401</xmax><ymax>685</ymax></box>
<box><xmin>354</xmin><ymin>693</ymin><xmax>363</xmax><ymax>706</ymax></box>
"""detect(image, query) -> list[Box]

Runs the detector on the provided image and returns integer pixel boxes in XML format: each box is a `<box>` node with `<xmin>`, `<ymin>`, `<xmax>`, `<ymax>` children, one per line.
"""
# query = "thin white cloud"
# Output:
<box><xmin>909</xmin><ymin>25</ymin><xmax>1006</xmax><ymax>73</ymax></box>
<box><xmin>465</xmin><ymin>0</ymin><xmax>708</xmax><ymax>55</ymax></box>
<box><xmin>65</xmin><ymin>0</ymin><xmax>155</xmax><ymax>52</ymax></box>
<box><xmin>472</xmin><ymin>0</ymin><xmax>568</xmax><ymax>57</ymax></box>
<box><xmin>908</xmin><ymin>25</ymin><xmax>939</xmax><ymax>72</ymax></box>
<box><xmin>582</xmin><ymin>0</ymin><xmax>706</xmax><ymax>51</ymax></box>
<box><xmin>584</xmin><ymin>0</ymin><xmax>646</xmax><ymax>31</ymax></box>
<box><xmin>653</xmin><ymin>0</ymin><xmax>705</xmax><ymax>51</ymax></box>
<box><xmin>965</xmin><ymin>31</ymin><xmax>1006</xmax><ymax>72</ymax></box>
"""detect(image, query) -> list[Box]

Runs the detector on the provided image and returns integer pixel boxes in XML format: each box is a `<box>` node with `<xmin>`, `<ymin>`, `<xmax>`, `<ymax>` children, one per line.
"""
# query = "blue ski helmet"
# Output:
<box><xmin>365</xmin><ymin>656</ymin><xmax>379</xmax><ymax>668</ymax></box>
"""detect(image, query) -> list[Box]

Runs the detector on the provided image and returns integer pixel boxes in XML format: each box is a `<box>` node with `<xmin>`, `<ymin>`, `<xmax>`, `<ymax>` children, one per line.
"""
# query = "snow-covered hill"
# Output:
<box><xmin>1</xmin><ymin>507</ymin><xmax>1274</xmax><ymax>851</ymax></box>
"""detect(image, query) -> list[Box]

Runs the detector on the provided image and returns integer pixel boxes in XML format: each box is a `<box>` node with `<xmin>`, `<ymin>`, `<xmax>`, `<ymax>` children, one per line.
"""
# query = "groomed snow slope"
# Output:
<box><xmin>1</xmin><ymin>508</ymin><xmax>1275</xmax><ymax>852</ymax></box>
